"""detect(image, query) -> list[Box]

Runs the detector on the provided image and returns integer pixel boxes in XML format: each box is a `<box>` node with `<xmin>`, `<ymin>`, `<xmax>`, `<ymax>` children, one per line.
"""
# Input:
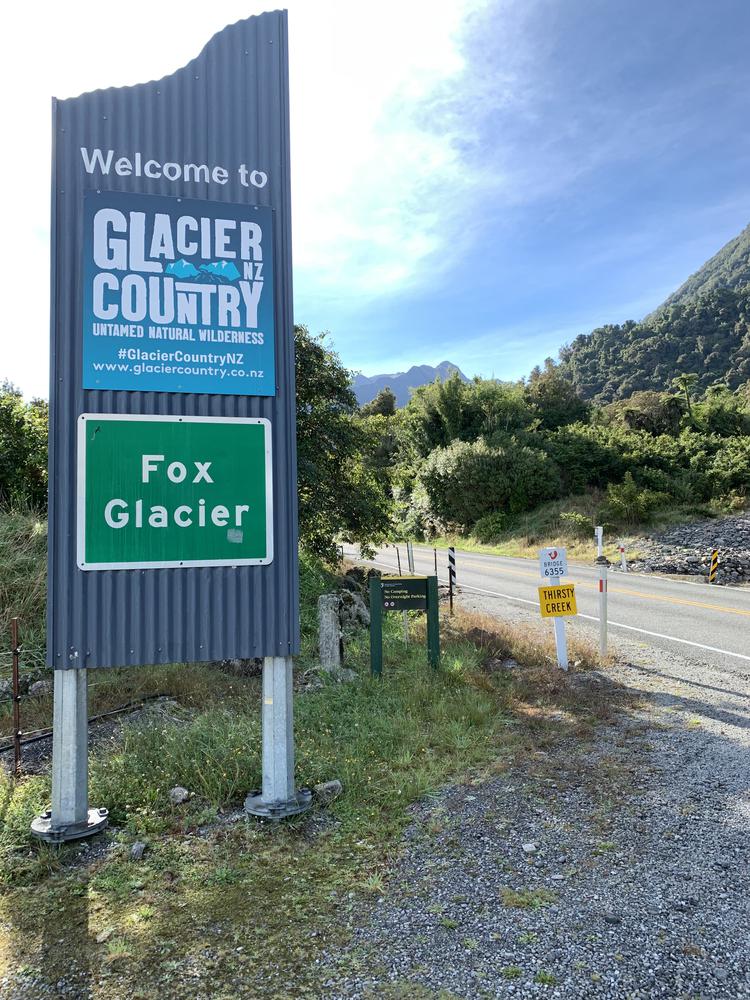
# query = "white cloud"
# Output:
<box><xmin>0</xmin><ymin>0</ymin><xmax>488</xmax><ymax>397</ymax></box>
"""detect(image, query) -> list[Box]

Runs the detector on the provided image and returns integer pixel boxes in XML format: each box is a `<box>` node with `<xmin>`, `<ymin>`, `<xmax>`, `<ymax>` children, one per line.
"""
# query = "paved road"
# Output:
<box><xmin>344</xmin><ymin>543</ymin><xmax>750</xmax><ymax>673</ymax></box>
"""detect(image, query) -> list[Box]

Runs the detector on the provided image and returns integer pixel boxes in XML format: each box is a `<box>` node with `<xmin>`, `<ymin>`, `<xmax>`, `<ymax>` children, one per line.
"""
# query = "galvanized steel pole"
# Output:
<box><xmin>245</xmin><ymin>657</ymin><xmax>311</xmax><ymax>820</ymax></box>
<box><xmin>31</xmin><ymin>668</ymin><xmax>108</xmax><ymax>842</ymax></box>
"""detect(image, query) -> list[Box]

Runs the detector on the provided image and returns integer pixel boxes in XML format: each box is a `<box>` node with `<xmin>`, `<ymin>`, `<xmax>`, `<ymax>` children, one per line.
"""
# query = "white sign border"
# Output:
<box><xmin>76</xmin><ymin>413</ymin><xmax>274</xmax><ymax>571</ymax></box>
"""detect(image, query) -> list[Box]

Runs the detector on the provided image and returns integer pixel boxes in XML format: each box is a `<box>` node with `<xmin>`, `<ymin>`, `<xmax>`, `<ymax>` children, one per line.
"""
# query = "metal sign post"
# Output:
<box><xmin>244</xmin><ymin>657</ymin><xmax>311</xmax><ymax>819</ymax></box>
<box><xmin>594</xmin><ymin>526</ymin><xmax>608</xmax><ymax>658</ymax></box>
<box><xmin>553</xmin><ymin>619</ymin><xmax>569</xmax><ymax>671</ymax></box>
<box><xmin>31</xmin><ymin>670</ymin><xmax>108</xmax><ymax>842</ymax></box>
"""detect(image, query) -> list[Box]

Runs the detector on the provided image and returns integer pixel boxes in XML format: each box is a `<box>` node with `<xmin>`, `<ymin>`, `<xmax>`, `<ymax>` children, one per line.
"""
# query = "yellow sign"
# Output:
<box><xmin>538</xmin><ymin>583</ymin><xmax>577</xmax><ymax>618</ymax></box>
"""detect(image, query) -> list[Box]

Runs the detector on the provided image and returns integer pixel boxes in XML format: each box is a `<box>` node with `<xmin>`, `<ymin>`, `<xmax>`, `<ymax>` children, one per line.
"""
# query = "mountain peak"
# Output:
<box><xmin>352</xmin><ymin>361</ymin><xmax>468</xmax><ymax>407</ymax></box>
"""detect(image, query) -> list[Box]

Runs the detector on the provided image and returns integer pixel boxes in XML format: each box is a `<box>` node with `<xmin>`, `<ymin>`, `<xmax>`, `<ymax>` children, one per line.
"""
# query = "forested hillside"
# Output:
<box><xmin>557</xmin><ymin>219</ymin><xmax>750</xmax><ymax>404</ymax></box>
<box><xmin>358</xmin><ymin>369</ymin><xmax>750</xmax><ymax>547</ymax></box>
<box><xmin>558</xmin><ymin>285</ymin><xmax>750</xmax><ymax>403</ymax></box>
<box><xmin>657</xmin><ymin>220</ymin><xmax>750</xmax><ymax>311</ymax></box>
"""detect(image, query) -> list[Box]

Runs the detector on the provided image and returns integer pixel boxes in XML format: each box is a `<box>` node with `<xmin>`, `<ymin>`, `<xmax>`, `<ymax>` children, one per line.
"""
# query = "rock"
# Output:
<box><xmin>335</xmin><ymin>668</ymin><xmax>357</xmax><ymax>683</ymax></box>
<box><xmin>96</xmin><ymin>928</ymin><xmax>114</xmax><ymax>944</ymax></box>
<box><xmin>313</xmin><ymin>779</ymin><xmax>343</xmax><ymax>805</ymax></box>
<box><xmin>603</xmin><ymin>914</ymin><xmax>622</xmax><ymax>925</ymax></box>
<box><xmin>169</xmin><ymin>786</ymin><xmax>190</xmax><ymax>805</ymax></box>
<box><xmin>129</xmin><ymin>841</ymin><xmax>147</xmax><ymax>861</ymax></box>
<box><xmin>522</xmin><ymin>843</ymin><xmax>537</xmax><ymax>854</ymax></box>
<box><xmin>482</xmin><ymin>657</ymin><xmax>519</xmax><ymax>673</ymax></box>
<box><xmin>339</xmin><ymin>589</ymin><xmax>370</xmax><ymax>628</ymax></box>
<box><xmin>318</xmin><ymin>593</ymin><xmax>343</xmax><ymax>672</ymax></box>
<box><xmin>28</xmin><ymin>680</ymin><xmax>53</xmax><ymax>698</ymax></box>
<box><xmin>218</xmin><ymin>658</ymin><xmax>262</xmax><ymax>678</ymax></box>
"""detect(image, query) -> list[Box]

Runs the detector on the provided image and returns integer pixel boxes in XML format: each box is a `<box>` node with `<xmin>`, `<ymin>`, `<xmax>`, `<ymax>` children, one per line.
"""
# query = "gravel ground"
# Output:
<box><xmin>319</xmin><ymin>595</ymin><xmax>750</xmax><ymax>999</ymax></box>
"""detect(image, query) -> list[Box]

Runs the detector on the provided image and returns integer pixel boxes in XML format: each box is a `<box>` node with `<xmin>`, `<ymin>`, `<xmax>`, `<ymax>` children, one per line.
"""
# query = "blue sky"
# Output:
<box><xmin>2</xmin><ymin>0</ymin><xmax>750</xmax><ymax>396</ymax></box>
<box><xmin>295</xmin><ymin>0</ymin><xmax>750</xmax><ymax>380</ymax></box>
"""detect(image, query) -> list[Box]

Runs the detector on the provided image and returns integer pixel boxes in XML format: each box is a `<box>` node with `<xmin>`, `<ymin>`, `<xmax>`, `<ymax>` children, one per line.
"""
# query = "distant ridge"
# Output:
<box><xmin>352</xmin><ymin>361</ymin><xmax>468</xmax><ymax>407</ymax></box>
<box><xmin>557</xmin><ymin>218</ymin><xmax>750</xmax><ymax>403</ymax></box>
<box><xmin>651</xmin><ymin>219</ymin><xmax>750</xmax><ymax>314</ymax></box>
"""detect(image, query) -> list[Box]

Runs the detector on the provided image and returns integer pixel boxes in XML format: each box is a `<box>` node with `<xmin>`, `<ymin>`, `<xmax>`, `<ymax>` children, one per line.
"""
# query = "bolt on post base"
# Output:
<box><xmin>244</xmin><ymin>788</ymin><xmax>312</xmax><ymax>821</ymax></box>
<box><xmin>31</xmin><ymin>807</ymin><xmax>109</xmax><ymax>844</ymax></box>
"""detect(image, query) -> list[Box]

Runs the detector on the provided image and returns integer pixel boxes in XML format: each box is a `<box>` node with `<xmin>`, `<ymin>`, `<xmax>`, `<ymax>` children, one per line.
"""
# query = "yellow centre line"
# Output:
<box><xmin>411</xmin><ymin>548</ymin><xmax>750</xmax><ymax>618</ymax></box>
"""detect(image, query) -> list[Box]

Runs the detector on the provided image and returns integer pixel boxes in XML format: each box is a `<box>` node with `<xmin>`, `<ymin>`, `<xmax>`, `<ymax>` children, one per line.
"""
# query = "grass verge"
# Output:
<box><xmin>0</xmin><ymin>593</ymin><xmax>629</xmax><ymax>998</ymax></box>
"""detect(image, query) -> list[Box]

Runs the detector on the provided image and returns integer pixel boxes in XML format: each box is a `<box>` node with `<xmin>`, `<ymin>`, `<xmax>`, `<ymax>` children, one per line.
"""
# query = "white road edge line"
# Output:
<box><xmin>459</xmin><ymin>583</ymin><xmax>750</xmax><ymax>664</ymax></box>
<box><xmin>362</xmin><ymin>558</ymin><xmax>750</xmax><ymax>665</ymax></box>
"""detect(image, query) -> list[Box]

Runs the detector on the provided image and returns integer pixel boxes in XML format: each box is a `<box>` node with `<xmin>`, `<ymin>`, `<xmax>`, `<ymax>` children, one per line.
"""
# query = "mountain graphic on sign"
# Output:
<box><xmin>165</xmin><ymin>259</ymin><xmax>200</xmax><ymax>279</ymax></box>
<box><xmin>199</xmin><ymin>261</ymin><xmax>241</xmax><ymax>282</ymax></box>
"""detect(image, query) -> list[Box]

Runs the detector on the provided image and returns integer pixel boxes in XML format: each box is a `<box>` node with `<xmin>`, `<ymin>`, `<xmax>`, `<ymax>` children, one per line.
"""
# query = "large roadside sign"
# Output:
<box><xmin>48</xmin><ymin>11</ymin><xmax>298</xmax><ymax>668</ymax></box>
<box><xmin>77</xmin><ymin>415</ymin><xmax>272</xmax><ymax>570</ymax></box>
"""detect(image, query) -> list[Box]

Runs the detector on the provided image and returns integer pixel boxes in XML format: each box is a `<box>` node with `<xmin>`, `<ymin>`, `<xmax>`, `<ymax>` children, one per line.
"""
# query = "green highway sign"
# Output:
<box><xmin>77</xmin><ymin>414</ymin><xmax>272</xmax><ymax>570</ymax></box>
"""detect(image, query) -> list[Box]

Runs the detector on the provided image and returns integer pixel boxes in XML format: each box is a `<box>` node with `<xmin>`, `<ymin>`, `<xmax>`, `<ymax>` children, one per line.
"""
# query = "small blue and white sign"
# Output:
<box><xmin>82</xmin><ymin>192</ymin><xmax>275</xmax><ymax>395</ymax></box>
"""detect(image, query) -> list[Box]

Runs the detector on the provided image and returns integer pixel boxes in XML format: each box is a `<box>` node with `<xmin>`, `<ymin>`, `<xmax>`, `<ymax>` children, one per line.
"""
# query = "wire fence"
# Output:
<box><xmin>0</xmin><ymin>617</ymin><xmax>170</xmax><ymax>778</ymax></box>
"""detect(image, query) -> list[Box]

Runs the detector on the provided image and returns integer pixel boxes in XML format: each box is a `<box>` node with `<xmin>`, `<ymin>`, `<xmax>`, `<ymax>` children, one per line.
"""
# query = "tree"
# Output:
<box><xmin>0</xmin><ymin>382</ymin><xmax>48</xmax><ymax>508</ymax></box>
<box><xmin>419</xmin><ymin>437</ymin><xmax>560</xmax><ymax>529</ymax></box>
<box><xmin>360</xmin><ymin>386</ymin><xmax>396</xmax><ymax>417</ymax></box>
<box><xmin>525</xmin><ymin>359</ymin><xmax>589</xmax><ymax>429</ymax></box>
<box><xmin>671</xmin><ymin>373</ymin><xmax>699</xmax><ymax>421</ymax></box>
<box><xmin>294</xmin><ymin>327</ymin><xmax>391</xmax><ymax>559</ymax></box>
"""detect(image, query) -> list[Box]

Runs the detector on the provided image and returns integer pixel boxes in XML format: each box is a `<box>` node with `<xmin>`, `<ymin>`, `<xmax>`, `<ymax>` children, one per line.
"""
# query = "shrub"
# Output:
<box><xmin>419</xmin><ymin>438</ymin><xmax>560</xmax><ymax>529</ymax></box>
<box><xmin>472</xmin><ymin>511</ymin><xmax>510</xmax><ymax>543</ymax></box>
<box><xmin>603</xmin><ymin>472</ymin><xmax>670</xmax><ymax>526</ymax></box>
<box><xmin>0</xmin><ymin>383</ymin><xmax>48</xmax><ymax>510</ymax></box>
<box><xmin>559</xmin><ymin>511</ymin><xmax>591</xmax><ymax>538</ymax></box>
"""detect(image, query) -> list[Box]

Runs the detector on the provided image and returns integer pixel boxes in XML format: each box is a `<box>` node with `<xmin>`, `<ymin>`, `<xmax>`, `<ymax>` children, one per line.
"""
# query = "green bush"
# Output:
<box><xmin>419</xmin><ymin>437</ymin><xmax>561</xmax><ymax>529</ymax></box>
<box><xmin>472</xmin><ymin>511</ymin><xmax>510</xmax><ymax>543</ymax></box>
<box><xmin>559</xmin><ymin>511</ymin><xmax>591</xmax><ymax>538</ymax></box>
<box><xmin>0</xmin><ymin>383</ymin><xmax>48</xmax><ymax>510</ymax></box>
<box><xmin>603</xmin><ymin>472</ymin><xmax>670</xmax><ymax>526</ymax></box>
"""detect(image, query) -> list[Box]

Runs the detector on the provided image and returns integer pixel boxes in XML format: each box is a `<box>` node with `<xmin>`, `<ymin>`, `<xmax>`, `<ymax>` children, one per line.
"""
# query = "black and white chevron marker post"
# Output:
<box><xmin>448</xmin><ymin>547</ymin><xmax>457</xmax><ymax>615</ymax></box>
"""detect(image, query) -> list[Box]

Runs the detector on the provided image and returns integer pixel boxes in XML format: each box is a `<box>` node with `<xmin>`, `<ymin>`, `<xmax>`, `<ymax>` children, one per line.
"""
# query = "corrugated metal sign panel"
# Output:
<box><xmin>48</xmin><ymin>11</ymin><xmax>299</xmax><ymax>668</ymax></box>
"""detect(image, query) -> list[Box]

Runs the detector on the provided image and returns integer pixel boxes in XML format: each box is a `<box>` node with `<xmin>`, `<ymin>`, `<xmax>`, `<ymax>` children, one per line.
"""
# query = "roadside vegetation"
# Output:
<box><xmin>0</xmin><ymin>308</ymin><xmax>740</xmax><ymax>993</ymax></box>
<box><xmin>358</xmin><ymin>368</ymin><xmax>749</xmax><ymax>556</ymax></box>
<box><xmin>0</xmin><ymin>514</ymin><xmax>616</xmax><ymax>996</ymax></box>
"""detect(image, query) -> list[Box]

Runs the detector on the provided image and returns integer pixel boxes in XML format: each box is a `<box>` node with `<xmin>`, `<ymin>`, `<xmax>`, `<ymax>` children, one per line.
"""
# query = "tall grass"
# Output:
<box><xmin>0</xmin><ymin>508</ymin><xmax>47</xmax><ymax>662</ymax></box>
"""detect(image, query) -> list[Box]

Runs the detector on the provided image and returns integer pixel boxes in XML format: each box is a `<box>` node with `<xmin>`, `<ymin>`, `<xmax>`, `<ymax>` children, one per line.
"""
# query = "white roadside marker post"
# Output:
<box><xmin>553</xmin><ymin>612</ymin><xmax>569</xmax><ymax>671</ymax></box>
<box><xmin>595</xmin><ymin>526</ymin><xmax>608</xmax><ymax>659</ymax></box>
<box><xmin>538</xmin><ymin>547</ymin><xmax>573</xmax><ymax>670</ymax></box>
<box><xmin>245</xmin><ymin>656</ymin><xmax>311</xmax><ymax>820</ymax></box>
<box><xmin>619</xmin><ymin>542</ymin><xmax>627</xmax><ymax>572</ymax></box>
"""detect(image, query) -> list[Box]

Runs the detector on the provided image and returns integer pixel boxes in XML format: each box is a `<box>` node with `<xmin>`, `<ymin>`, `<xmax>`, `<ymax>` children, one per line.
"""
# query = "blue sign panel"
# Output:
<box><xmin>82</xmin><ymin>192</ymin><xmax>275</xmax><ymax>396</ymax></box>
